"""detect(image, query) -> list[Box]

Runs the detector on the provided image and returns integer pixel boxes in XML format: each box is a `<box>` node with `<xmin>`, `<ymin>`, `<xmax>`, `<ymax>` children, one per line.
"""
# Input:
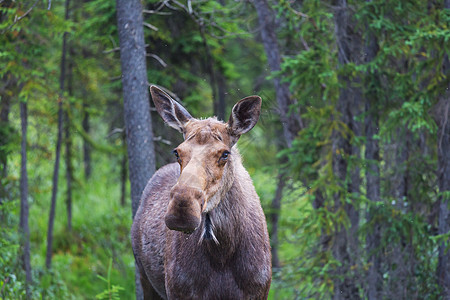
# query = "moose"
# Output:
<box><xmin>131</xmin><ymin>86</ymin><xmax>272</xmax><ymax>300</ymax></box>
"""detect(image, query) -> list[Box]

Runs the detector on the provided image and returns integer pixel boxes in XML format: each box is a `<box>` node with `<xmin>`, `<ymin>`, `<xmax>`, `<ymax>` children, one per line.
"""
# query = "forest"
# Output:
<box><xmin>0</xmin><ymin>0</ymin><xmax>449</xmax><ymax>299</ymax></box>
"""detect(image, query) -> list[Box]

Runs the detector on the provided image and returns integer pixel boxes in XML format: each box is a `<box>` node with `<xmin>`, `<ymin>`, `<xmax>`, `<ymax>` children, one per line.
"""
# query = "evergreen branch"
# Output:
<box><xmin>74</xmin><ymin>120</ymin><xmax>125</xmax><ymax>155</ymax></box>
<box><xmin>68</xmin><ymin>109</ymin><xmax>124</xmax><ymax>155</ymax></box>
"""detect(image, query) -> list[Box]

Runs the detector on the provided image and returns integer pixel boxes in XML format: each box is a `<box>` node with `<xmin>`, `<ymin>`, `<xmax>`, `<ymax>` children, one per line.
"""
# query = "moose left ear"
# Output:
<box><xmin>150</xmin><ymin>85</ymin><xmax>193</xmax><ymax>133</ymax></box>
<box><xmin>227</xmin><ymin>95</ymin><xmax>262</xmax><ymax>144</ymax></box>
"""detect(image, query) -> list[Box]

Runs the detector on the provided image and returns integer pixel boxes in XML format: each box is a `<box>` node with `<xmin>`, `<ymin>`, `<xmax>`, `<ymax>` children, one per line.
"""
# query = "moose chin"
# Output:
<box><xmin>131</xmin><ymin>86</ymin><xmax>272</xmax><ymax>300</ymax></box>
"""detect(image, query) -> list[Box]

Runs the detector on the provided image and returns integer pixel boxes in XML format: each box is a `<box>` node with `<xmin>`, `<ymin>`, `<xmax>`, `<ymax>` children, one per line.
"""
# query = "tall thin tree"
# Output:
<box><xmin>251</xmin><ymin>0</ymin><xmax>303</xmax><ymax>271</ymax></box>
<box><xmin>251</xmin><ymin>0</ymin><xmax>302</xmax><ymax>147</ymax></box>
<box><xmin>20</xmin><ymin>101</ymin><xmax>32</xmax><ymax>299</ymax></box>
<box><xmin>65</xmin><ymin>49</ymin><xmax>74</xmax><ymax>231</ymax></box>
<box><xmin>120</xmin><ymin>132</ymin><xmax>127</xmax><ymax>207</ymax></box>
<box><xmin>436</xmin><ymin>1</ymin><xmax>450</xmax><ymax>294</ymax></box>
<box><xmin>116</xmin><ymin>0</ymin><xmax>156</xmax><ymax>298</ymax></box>
<box><xmin>364</xmin><ymin>2</ymin><xmax>382</xmax><ymax>298</ymax></box>
<box><xmin>332</xmin><ymin>0</ymin><xmax>362</xmax><ymax>298</ymax></box>
<box><xmin>82</xmin><ymin>101</ymin><xmax>92</xmax><ymax>179</ymax></box>
<box><xmin>46</xmin><ymin>0</ymin><xmax>70</xmax><ymax>269</ymax></box>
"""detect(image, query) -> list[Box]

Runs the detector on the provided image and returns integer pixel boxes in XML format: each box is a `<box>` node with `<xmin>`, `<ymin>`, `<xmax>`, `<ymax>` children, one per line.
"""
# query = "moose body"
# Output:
<box><xmin>131</xmin><ymin>86</ymin><xmax>272</xmax><ymax>300</ymax></box>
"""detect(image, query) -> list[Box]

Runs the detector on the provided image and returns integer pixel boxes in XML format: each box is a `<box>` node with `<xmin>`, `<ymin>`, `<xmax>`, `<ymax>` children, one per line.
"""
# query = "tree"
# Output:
<box><xmin>20</xmin><ymin>101</ymin><xmax>32</xmax><ymax>299</ymax></box>
<box><xmin>251</xmin><ymin>0</ymin><xmax>301</xmax><ymax>148</ymax></box>
<box><xmin>116</xmin><ymin>0</ymin><xmax>156</xmax><ymax>298</ymax></box>
<box><xmin>436</xmin><ymin>1</ymin><xmax>450</xmax><ymax>293</ymax></box>
<box><xmin>251</xmin><ymin>0</ymin><xmax>304</xmax><ymax>271</ymax></box>
<box><xmin>46</xmin><ymin>0</ymin><xmax>70</xmax><ymax>269</ymax></box>
<box><xmin>82</xmin><ymin>102</ymin><xmax>92</xmax><ymax>179</ymax></box>
<box><xmin>363</xmin><ymin>2</ymin><xmax>382</xmax><ymax>298</ymax></box>
<box><xmin>331</xmin><ymin>1</ymin><xmax>362</xmax><ymax>298</ymax></box>
<box><xmin>0</xmin><ymin>76</ymin><xmax>13</xmax><ymax>204</ymax></box>
<box><xmin>65</xmin><ymin>43</ymin><xmax>74</xmax><ymax>232</ymax></box>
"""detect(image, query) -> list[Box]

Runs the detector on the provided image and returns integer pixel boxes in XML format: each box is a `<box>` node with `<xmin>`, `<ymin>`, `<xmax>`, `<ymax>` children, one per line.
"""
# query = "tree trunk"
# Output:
<box><xmin>20</xmin><ymin>101</ymin><xmax>32</xmax><ymax>299</ymax></box>
<box><xmin>436</xmin><ymin>1</ymin><xmax>450</xmax><ymax>292</ymax></box>
<box><xmin>251</xmin><ymin>0</ymin><xmax>302</xmax><ymax>147</ymax></box>
<box><xmin>365</xmin><ymin>101</ymin><xmax>382</xmax><ymax>300</ymax></box>
<box><xmin>120</xmin><ymin>132</ymin><xmax>127</xmax><ymax>207</ymax></box>
<box><xmin>65</xmin><ymin>49</ymin><xmax>74</xmax><ymax>232</ymax></box>
<box><xmin>64</xmin><ymin>109</ymin><xmax>73</xmax><ymax>231</ymax></box>
<box><xmin>364</xmin><ymin>8</ymin><xmax>382</xmax><ymax>299</ymax></box>
<box><xmin>436</xmin><ymin>97</ymin><xmax>450</xmax><ymax>298</ymax></box>
<box><xmin>331</xmin><ymin>84</ymin><xmax>360</xmax><ymax>300</ymax></box>
<box><xmin>216</xmin><ymin>71</ymin><xmax>227</xmax><ymax>122</ymax></box>
<box><xmin>116</xmin><ymin>0</ymin><xmax>157</xmax><ymax>298</ymax></box>
<box><xmin>270</xmin><ymin>172</ymin><xmax>285</xmax><ymax>270</ymax></box>
<box><xmin>82</xmin><ymin>102</ymin><xmax>92</xmax><ymax>179</ymax></box>
<box><xmin>0</xmin><ymin>92</ymin><xmax>10</xmax><ymax>179</ymax></box>
<box><xmin>0</xmin><ymin>89</ymin><xmax>11</xmax><ymax>207</ymax></box>
<box><xmin>46</xmin><ymin>0</ymin><xmax>70</xmax><ymax>269</ymax></box>
<box><xmin>332</xmin><ymin>0</ymin><xmax>361</xmax><ymax>298</ymax></box>
<box><xmin>251</xmin><ymin>0</ymin><xmax>303</xmax><ymax>276</ymax></box>
<box><xmin>199</xmin><ymin>27</ymin><xmax>218</xmax><ymax>117</ymax></box>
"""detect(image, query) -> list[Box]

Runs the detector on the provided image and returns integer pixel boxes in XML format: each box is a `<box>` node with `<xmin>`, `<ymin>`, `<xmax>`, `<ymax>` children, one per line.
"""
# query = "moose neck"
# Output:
<box><xmin>198</xmin><ymin>147</ymin><xmax>242</xmax><ymax>250</ymax></box>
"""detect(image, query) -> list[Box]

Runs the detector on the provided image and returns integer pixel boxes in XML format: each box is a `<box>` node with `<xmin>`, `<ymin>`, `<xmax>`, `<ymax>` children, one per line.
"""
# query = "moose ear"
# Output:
<box><xmin>150</xmin><ymin>86</ymin><xmax>193</xmax><ymax>133</ymax></box>
<box><xmin>227</xmin><ymin>95</ymin><xmax>262</xmax><ymax>143</ymax></box>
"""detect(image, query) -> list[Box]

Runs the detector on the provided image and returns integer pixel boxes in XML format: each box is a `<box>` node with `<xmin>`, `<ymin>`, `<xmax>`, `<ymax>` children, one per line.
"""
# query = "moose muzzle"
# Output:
<box><xmin>165</xmin><ymin>186</ymin><xmax>204</xmax><ymax>233</ymax></box>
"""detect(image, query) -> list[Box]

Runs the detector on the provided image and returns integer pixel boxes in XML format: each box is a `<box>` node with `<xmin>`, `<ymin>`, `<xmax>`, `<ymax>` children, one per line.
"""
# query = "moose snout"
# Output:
<box><xmin>165</xmin><ymin>186</ymin><xmax>204</xmax><ymax>234</ymax></box>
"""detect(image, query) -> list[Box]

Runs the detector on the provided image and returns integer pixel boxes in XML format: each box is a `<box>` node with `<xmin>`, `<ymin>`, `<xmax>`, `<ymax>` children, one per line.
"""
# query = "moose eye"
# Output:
<box><xmin>220</xmin><ymin>151</ymin><xmax>230</xmax><ymax>161</ymax></box>
<box><xmin>173</xmin><ymin>149</ymin><xmax>180</xmax><ymax>161</ymax></box>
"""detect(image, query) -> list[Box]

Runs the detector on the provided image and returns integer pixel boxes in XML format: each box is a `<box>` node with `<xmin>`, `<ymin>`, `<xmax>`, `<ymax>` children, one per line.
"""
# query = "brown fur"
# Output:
<box><xmin>131</xmin><ymin>87</ymin><xmax>271</xmax><ymax>299</ymax></box>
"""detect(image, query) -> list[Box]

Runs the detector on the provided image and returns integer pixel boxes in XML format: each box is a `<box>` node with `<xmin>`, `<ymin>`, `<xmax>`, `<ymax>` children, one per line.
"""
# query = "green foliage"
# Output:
<box><xmin>269</xmin><ymin>0</ymin><xmax>447</xmax><ymax>298</ymax></box>
<box><xmin>95</xmin><ymin>259</ymin><xmax>125</xmax><ymax>300</ymax></box>
<box><xmin>0</xmin><ymin>200</ymin><xmax>23</xmax><ymax>299</ymax></box>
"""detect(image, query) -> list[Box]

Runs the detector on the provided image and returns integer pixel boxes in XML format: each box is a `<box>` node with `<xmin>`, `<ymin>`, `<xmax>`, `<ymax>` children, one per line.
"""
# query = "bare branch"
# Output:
<box><xmin>153</xmin><ymin>136</ymin><xmax>172</xmax><ymax>145</ymax></box>
<box><xmin>109</xmin><ymin>75</ymin><xmax>122</xmax><ymax>81</ymax></box>
<box><xmin>165</xmin><ymin>1</ymin><xmax>182</xmax><ymax>11</ymax></box>
<box><xmin>3</xmin><ymin>0</ymin><xmax>39</xmax><ymax>32</ymax></box>
<box><xmin>107</xmin><ymin>128</ymin><xmax>124</xmax><ymax>138</ymax></box>
<box><xmin>103</xmin><ymin>47</ymin><xmax>120</xmax><ymax>54</ymax></box>
<box><xmin>300</xmin><ymin>35</ymin><xmax>310</xmax><ymax>51</ymax></box>
<box><xmin>289</xmin><ymin>7</ymin><xmax>309</xmax><ymax>18</ymax></box>
<box><xmin>147</xmin><ymin>53</ymin><xmax>168</xmax><ymax>68</ymax></box>
<box><xmin>171</xmin><ymin>0</ymin><xmax>189</xmax><ymax>13</ymax></box>
<box><xmin>143</xmin><ymin>22</ymin><xmax>158</xmax><ymax>31</ymax></box>
<box><xmin>143</xmin><ymin>9</ymin><xmax>172</xmax><ymax>15</ymax></box>
<box><xmin>187</xmin><ymin>0</ymin><xmax>193</xmax><ymax>14</ymax></box>
<box><xmin>47</xmin><ymin>0</ymin><xmax>51</xmax><ymax>10</ymax></box>
<box><xmin>108</xmin><ymin>35</ymin><xmax>117</xmax><ymax>49</ymax></box>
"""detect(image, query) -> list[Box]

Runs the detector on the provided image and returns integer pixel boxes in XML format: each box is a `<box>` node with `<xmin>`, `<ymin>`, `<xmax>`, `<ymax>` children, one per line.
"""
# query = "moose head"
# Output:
<box><xmin>150</xmin><ymin>86</ymin><xmax>262</xmax><ymax>234</ymax></box>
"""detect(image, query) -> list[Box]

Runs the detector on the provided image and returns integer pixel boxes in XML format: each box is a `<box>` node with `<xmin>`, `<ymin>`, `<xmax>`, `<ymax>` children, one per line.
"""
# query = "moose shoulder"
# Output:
<box><xmin>131</xmin><ymin>86</ymin><xmax>272</xmax><ymax>300</ymax></box>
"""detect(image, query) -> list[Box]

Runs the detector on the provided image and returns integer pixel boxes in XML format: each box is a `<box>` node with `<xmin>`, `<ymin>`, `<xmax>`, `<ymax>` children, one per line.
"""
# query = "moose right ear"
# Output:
<box><xmin>227</xmin><ymin>95</ymin><xmax>261</xmax><ymax>146</ymax></box>
<box><xmin>150</xmin><ymin>86</ymin><xmax>193</xmax><ymax>133</ymax></box>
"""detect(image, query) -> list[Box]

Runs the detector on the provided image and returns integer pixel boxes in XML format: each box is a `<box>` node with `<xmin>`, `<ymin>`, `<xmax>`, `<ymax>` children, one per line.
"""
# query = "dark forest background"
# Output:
<box><xmin>1</xmin><ymin>0</ymin><xmax>449</xmax><ymax>299</ymax></box>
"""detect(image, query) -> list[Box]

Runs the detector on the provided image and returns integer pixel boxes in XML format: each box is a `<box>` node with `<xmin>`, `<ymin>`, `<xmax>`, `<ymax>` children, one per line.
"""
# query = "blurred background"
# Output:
<box><xmin>0</xmin><ymin>0</ymin><xmax>449</xmax><ymax>299</ymax></box>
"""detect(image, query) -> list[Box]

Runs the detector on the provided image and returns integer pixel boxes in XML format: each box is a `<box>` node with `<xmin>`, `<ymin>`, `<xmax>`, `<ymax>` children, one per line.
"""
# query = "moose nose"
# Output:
<box><xmin>165</xmin><ymin>186</ymin><xmax>204</xmax><ymax>234</ymax></box>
